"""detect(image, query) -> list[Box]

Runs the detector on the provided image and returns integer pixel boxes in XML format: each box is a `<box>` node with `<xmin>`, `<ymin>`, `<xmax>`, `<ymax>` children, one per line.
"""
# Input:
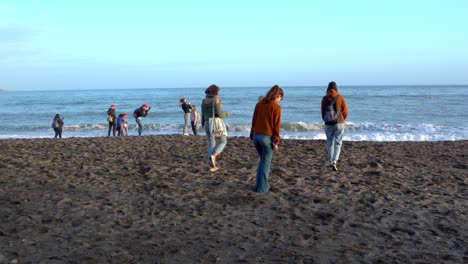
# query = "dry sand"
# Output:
<box><xmin>0</xmin><ymin>136</ymin><xmax>466</xmax><ymax>263</ymax></box>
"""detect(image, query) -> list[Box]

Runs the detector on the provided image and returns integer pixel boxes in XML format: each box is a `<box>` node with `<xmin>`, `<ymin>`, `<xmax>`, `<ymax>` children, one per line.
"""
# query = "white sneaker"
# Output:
<box><xmin>331</xmin><ymin>160</ymin><xmax>338</xmax><ymax>171</ymax></box>
<box><xmin>209</xmin><ymin>166</ymin><xmax>219</xmax><ymax>172</ymax></box>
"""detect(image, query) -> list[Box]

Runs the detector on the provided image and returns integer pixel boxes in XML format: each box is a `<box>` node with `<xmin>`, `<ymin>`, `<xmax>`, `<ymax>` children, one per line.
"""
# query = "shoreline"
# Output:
<box><xmin>0</xmin><ymin>136</ymin><xmax>466</xmax><ymax>263</ymax></box>
<box><xmin>1</xmin><ymin>134</ymin><xmax>467</xmax><ymax>142</ymax></box>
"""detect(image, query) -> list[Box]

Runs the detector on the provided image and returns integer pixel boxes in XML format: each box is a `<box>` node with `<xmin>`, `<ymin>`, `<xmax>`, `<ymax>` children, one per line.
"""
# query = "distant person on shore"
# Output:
<box><xmin>180</xmin><ymin>98</ymin><xmax>192</xmax><ymax>135</ymax></box>
<box><xmin>201</xmin><ymin>84</ymin><xmax>231</xmax><ymax>172</ymax></box>
<box><xmin>133</xmin><ymin>104</ymin><xmax>151</xmax><ymax>136</ymax></box>
<box><xmin>116</xmin><ymin>113</ymin><xmax>128</xmax><ymax>136</ymax></box>
<box><xmin>107</xmin><ymin>104</ymin><xmax>116</xmax><ymax>136</ymax></box>
<box><xmin>250</xmin><ymin>85</ymin><xmax>284</xmax><ymax>192</ymax></box>
<box><xmin>52</xmin><ymin>114</ymin><xmax>64</xmax><ymax>138</ymax></box>
<box><xmin>321</xmin><ymin>81</ymin><xmax>348</xmax><ymax>171</ymax></box>
<box><xmin>190</xmin><ymin>105</ymin><xmax>200</xmax><ymax>135</ymax></box>
<box><xmin>258</xmin><ymin>96</ymin><xmax>264</xmax><ymax>102</ymax></box>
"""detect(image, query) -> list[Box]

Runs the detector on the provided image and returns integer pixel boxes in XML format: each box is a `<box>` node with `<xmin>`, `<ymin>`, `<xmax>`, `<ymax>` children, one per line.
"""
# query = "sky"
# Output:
<box><xmin>1</xmin><ymin>0</ymin><xmax>467</xmax><ymax>91</ymax></box>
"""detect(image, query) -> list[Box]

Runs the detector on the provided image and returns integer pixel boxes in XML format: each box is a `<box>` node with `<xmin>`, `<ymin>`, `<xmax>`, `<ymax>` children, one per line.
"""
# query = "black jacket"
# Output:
<box><xmin>133</xmin><ymin>107</ymin><xmax>149</xmax><ymax>118</ymax></box>
<box><xmin>181</xmin><ymin>103</ymin><xmax>192</xmax><ymax>113</ymax></box>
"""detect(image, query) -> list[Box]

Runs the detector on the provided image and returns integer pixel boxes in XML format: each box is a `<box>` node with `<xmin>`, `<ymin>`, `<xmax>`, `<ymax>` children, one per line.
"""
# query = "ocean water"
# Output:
<box><xmin>0</xmin><ymin>85</ymin><xmax>467</xmax><ymax>141</ymax></box>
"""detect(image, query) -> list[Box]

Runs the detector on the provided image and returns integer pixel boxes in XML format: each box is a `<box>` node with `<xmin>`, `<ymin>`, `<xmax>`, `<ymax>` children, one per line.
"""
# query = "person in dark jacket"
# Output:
<box><xmin>107</xmin><ymin>104</ymin><xmax>116</xmax><ymax>136</ymax></box>
<box><xmin>52</xmin><ymin>114</ymin><xmax>64</xmax><ymax>138</ymax></box>
<box><xmin>133</xmin><ymin>103</ymin><xmax>151</xmax><ymax>136</ymax></box>
<box><xmin>180</xmin><ymin>98</ymin><xmax>192</xmax><ymax>135</ymax></box>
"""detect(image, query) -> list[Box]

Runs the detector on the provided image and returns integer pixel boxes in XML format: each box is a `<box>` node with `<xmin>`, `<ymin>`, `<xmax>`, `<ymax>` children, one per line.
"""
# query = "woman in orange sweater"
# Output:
<box><xmin>250</xmin><ymin>85</ymin><xmax>284</xmax><ymax>192</ymax></box>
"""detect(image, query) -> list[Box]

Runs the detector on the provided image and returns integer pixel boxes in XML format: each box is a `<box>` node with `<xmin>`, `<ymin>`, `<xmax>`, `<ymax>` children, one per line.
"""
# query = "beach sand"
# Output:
<box><xmin>0</xmin><ymin>136</ymin><xmax>466</xmax><ymax>263</ymax></box>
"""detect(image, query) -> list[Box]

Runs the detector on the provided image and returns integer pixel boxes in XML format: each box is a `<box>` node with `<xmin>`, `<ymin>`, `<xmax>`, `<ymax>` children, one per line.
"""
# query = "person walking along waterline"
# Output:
<box><xmin>107</xmin><ymin>104</ymin><xmax>116</xmax><ymax>136</ymax></box>
<box><xmin>321</xmin><ymin>81</ymin><xmax>348</xmax><ymax>171</ymax></box>
<box><xmin>201</xmin><ymin>84</ymin><xmax>231</xmax><ymax>172</ymax></box>
<box><xmin>133</xmin><ymin>104</ymin><xmax>151</xmax><ymax>136</ymax></box>
<box><xmin>250</xmin><ymin>85</ymin><xmax>283</xmax><ymax>192</ymax></box>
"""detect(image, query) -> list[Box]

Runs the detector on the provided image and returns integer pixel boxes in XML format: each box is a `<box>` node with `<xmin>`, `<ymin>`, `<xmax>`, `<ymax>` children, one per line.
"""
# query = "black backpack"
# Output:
<box><xmin>323</xmin><ymin>96</ymin><xmax>339</xmax><ymax>125</ymax></box>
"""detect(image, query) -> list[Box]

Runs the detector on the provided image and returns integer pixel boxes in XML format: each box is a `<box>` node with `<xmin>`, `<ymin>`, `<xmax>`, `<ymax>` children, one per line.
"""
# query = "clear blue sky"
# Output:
<box><xmin>1</xmin><ymin>0</ymin><xmax>467</xmax><ymax>90</ymax></box>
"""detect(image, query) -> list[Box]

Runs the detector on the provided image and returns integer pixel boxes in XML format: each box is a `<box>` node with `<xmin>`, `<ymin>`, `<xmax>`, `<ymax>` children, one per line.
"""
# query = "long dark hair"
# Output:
<box><xmin>207</xmin><ymin>84</ymin><xmax>220</xmax><ymax>96</ymax></box>
<box><xmin>263</xmin><ymin>85</ymin><xmax>284</xmax><ymax>102</ymax></box>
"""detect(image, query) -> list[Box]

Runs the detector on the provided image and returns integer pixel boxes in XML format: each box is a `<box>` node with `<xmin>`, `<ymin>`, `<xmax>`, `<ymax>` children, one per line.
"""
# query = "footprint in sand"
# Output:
<box><xmin>364</xmin><ymin>161</ymin><xmax>384</xmax><ymax>175</ymax></box>
<box><xmin>390</xmin><ymin>227</ymin><xmax>416</xmax><ymax>236</ymax></box>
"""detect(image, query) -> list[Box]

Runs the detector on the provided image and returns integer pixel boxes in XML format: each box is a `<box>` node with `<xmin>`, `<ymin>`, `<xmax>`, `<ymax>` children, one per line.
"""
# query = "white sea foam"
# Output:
<box><xmin>0</xmin><ymin>86</ymin><xmax>467</xmax><ymax>141</ymax></box>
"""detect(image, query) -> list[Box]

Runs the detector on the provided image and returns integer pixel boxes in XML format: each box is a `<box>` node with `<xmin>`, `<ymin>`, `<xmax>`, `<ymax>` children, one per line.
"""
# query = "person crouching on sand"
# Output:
<box><xmin>321</xmin><ymin>81</ymin><xmax>348</xmax><ymax>171</ymax></box>
<box><xmin>250</xmin><ymin>85</ymin><xmax>283</xmax><ymax>193</ymax></box>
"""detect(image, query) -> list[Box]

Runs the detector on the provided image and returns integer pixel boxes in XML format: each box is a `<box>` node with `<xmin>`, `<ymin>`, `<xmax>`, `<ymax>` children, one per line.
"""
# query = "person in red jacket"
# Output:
<box><xmin>321</xmin><ymin>81</ymin><xmax>348</xmax><ymax>171</ymax></box>
<box><xmin>250</xmin><ymin>85</ymin><xmax>284</xmax><ymax>192</ymax></box>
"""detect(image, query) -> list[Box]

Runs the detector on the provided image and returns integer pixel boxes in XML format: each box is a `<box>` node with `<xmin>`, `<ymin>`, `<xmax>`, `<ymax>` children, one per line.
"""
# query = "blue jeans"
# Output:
<box><xmin>253</xmin><ymin>133</ymin><xmax>274</xmax><ymax>193</ymax></box>
<box><xmin>136</xmin><ymin>118</ymin><xmax>143</xmax><ymax>136</ymax></box>
<box><xmin>324</xmin><ymin>123</ymin><xmax>345</xmax><ymax>162</ymax></box>
<box><xmin>108</xmin><ymin>122</ymin><xmax>115</xmax><ymax>136</ymax></box>
<box><xmin>205</xmin><ymin>120</ymin><xmax>227</xmax><ymax>160</ymax></box>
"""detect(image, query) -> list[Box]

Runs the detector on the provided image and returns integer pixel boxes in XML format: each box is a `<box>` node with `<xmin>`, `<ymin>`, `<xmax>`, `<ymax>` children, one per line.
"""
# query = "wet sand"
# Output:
<box><xmin>0</xmin><ymin>136</ymin><xmax>466</xmax><ymax>263</ymax></box>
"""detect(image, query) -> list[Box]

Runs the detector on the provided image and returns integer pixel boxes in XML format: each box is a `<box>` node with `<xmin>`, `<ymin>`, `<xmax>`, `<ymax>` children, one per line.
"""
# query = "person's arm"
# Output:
<box><xmin>143</xmin><ymin>108</ymin><xmax>151</xmax><ymax>116</ymax></box>
<box><xmin>340</xmin><ymin>96</ymin><xmax>348</xmax><ymax>121</ymax></box>
<box><xmin>214</xmin><ymin>99</ymin><xmax>231</xmax><ymax>118</ymax></box>
<box><xmin>194</xmin><ymin>111</ymin><xmax>199</xmax><ymax>123</ymax></box>
<box><xmin>272</xmin><ymin>105</ymin><xmax>281</xmax><ymax>146</ymax></box>
<box><xmin>321</xmin><ymin>98</ymin><xmax>326</xmax><ymax>120</ymax></box>
<box><xmin>201</xmin><ymin>101</ymin><xmax>206</xmax><ymax>128</ymax></box>
<box><xmin>250</xmin><ymin>104</ymin><xmax>258</xmax><ymax>140</ymax></box>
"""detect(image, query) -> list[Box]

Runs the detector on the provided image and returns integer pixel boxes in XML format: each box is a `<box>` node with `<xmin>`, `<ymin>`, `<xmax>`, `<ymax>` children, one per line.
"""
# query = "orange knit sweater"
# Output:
<box><xmin>250</xmin><ymin>101</ymin><xmax>282</xmax><ymax>144</ymax></box>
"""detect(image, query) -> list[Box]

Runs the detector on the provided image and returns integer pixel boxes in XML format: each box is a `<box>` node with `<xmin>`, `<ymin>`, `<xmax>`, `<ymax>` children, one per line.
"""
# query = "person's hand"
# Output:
<box><xmin>273</xmin><ymin>143</ymin><xmax>279</xmax><ymax>152</ymax></box>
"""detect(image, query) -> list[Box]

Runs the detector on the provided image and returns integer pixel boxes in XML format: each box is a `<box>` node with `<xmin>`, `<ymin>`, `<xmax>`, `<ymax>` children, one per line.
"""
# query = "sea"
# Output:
<box><xmin>0</xmin><ymin>85</ymin><xmax>467</xmax><ymax>141</ymax></box>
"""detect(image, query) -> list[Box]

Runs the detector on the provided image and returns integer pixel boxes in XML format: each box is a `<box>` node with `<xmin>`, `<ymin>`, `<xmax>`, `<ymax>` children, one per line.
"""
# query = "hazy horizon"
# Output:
<box><xmin>2</xmin><ymin>84</ymin><xmax>468</xmax><ymax>92</ymax></box>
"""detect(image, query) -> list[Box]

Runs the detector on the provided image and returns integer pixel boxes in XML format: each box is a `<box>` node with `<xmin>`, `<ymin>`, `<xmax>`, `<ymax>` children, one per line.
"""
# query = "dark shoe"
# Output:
<box><xmin>331</xmin><ymin>164</ymin><xmax>338</xmax><ymax>171</ymax></box>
